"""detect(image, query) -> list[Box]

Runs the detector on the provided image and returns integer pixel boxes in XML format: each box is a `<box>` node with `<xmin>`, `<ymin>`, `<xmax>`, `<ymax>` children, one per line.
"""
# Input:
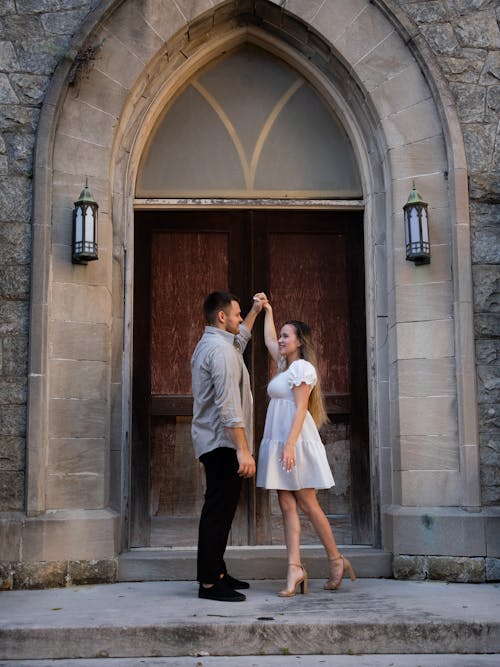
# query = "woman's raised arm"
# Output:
<box><xmin>264</xmin><ymin>303</ymin><xmax>280</xmax><ymax>363</ymax></box>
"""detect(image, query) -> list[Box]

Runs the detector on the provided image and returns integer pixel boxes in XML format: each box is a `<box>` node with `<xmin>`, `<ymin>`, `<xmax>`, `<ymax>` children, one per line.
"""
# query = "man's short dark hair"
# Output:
<box><xmin>203</xmin><ymin>291</ymin><xmax>240</xmax><ymax>325</ymax></box>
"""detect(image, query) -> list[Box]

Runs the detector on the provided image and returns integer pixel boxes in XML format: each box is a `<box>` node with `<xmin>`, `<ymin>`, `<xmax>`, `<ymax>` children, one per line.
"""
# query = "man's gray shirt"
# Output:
<box><xmin>191</xmin><ymin>325</ymin><xmax>253</xmax><ymax>459</ymax></box>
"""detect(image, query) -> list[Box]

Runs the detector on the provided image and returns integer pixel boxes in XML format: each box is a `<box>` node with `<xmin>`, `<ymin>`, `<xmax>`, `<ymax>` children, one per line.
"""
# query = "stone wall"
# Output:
<box><xmin>0</xmin><ymin>0</ymin><xmax>95</xmax><ymax>511</ymax></box>
<box><xmin>0</xmin><ymin>0</ymin><xmax>498</xmax><ymax>513</ymax></box>
<box><xmin>393</xmin><ymin>2</ymin><xmax>500</xmax><ymax>508</ymax></box>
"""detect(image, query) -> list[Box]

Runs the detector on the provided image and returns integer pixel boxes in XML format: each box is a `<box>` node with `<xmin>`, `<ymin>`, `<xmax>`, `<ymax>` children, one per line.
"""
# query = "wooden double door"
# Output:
<box><xmin>131</xmin><ymin>210</ymin><xmax>370</xmax><ymax>548</ymax></box>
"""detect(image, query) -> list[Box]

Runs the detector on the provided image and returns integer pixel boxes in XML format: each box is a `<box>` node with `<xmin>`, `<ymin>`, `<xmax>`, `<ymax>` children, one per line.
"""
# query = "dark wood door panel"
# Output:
<box><xmin>151</xmin><ymin>231</ymin><xmax>229</xmax><ymax>395</ymax></box>
<box><xmin>131</xmin><ymin>209</ymin><xmax>370</xmax><ymax>548</ymax></box>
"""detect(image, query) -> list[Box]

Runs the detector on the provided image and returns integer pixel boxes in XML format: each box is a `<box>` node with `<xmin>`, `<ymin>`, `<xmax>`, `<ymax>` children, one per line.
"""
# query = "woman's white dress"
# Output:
<box><xmin>256</xmin><ymin>359</ymin><xmax>335</xmax><ymax>491</ymax></box>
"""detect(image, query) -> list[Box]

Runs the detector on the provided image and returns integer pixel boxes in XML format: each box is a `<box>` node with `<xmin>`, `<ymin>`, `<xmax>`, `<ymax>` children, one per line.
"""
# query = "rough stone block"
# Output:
<box><xmin>421</xmin><ymin>23</ymin><xmax>461</xmax><ymax>56</ymax></box>
<box><xmin>0</xmin><ymin>561</ymin><xmax>12</xmax><ymax>590</ymax></box>
<box><xmin>0</xmin><ymin>436</ymin><xmax>25</xmax><ymax>470</ymax></box>
<box><xmin>478</xmin><ymin>403</ymin><xmax>500</xmax><ymax>431</ymax></box>
<box><xmin>485</xmin><ymin>558</ymin><xmax>500</xmax><ymax>581</ymax></box>
<box><xmin>473</xmin><ymin>265</ymin><xmax>500</xmax><ymax>313</ymax></box>
<box><xmin>13</xmin><ymin>560</ymin><xmax>68</xmax><ymax>589</ymax></box>
<box><xmin>1</xmin><ymin>334</ymin><xmax>28</xmax><ymax>375</ymax></box>
<box><xmin>471</xmin><ymin>207</ymin><xmax>500</xmax><ymax>265</ymax></box>
<box><xmin>455</xmin><ymin>10</ymin><xmax>500</xmax><ymax>49</ymax></box>
<box><xmin>0</xmin><ymin>377</ymin><xmax>26</xmax><ymax>405</ymax></box>
<box><xmin>0</xmin><ymin>300</ymin><xmax>29</xmax><ymax>336</ymax></box>
<box><xmin>0</xmin><ymin>175</ymin><xmax>32</xmax><ymax>223</ymax></box>
<box><xmin>427</xmin><ymin>556</ymin><xmax>485</xmax><ymax>583</ymax></box>
<box><xmin>486</xmin><ymin>511</ymin><xmax>500</xmax><ymax>556</ymax></box>
<box><xmin>0</xmin><ymin>515</ymin><xmax>22</xmax><ymax>560</ymax></box>
<box><xmin>476</xmin><ymin>339</ymin><xmax>500</xmax><ymax>365</ymax></box>
<box><xmin>463</xmin><ymin>123</ymin><xmax>497</xmax><ymax>173</ymax></box>
<box><xmin>10</xmin><ymin>72</ymin><xmax>47</xmax><ymax>105</ymax></box>
<box><xmin>68</xmin><ymin>558</ymin><xmax>117</xmax><ymax>585</ymax></box>
<box><xmin>392</xmin><ymin>554</ymin><xmax>426</xmax><ymax>580</ymax></box>
<box><xmin>477</xmin><ymin>365</ymin><xmax>500</xmax><ymax>403</ymax></box>
<box><xmin>0</xmin><ymin>264</ymin><xmax>30</xmax><ymax>299</ymax></box>
<box><xmin>474</xmin><ymin>313</ymin><xmax>500</xmax><ymax>339</ymax></box>
<box><xmin>41</xmin><ymin>9</ymin><xmax>89</xmax><ymax>36</ymax></box>
<box><xmin>0</xmin><ymin>471</ymin><xmax>24</xmax><ymax>510</ymax></box>
<box><xmin>450</xmin><ymin>82</ymin><xmax>486</xmax><ymax>123</ymax></box>
<box><xmin>480</xmin><ymin>437</ymin><xmax>500</xmax><ymax>505</ymax></box>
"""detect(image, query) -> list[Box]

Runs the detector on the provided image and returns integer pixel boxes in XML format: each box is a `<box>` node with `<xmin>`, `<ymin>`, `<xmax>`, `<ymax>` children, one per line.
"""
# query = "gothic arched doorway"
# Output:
<box><xmin>130</xmin><ymin>45</ymin><xmax>370</xmax><ymax>549</ymax></box>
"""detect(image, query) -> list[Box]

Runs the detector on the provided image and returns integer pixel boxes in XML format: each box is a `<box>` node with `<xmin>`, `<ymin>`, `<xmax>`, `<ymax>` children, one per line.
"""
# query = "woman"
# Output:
<box><xmin>256</xmin><ymin>302</ymin><xmax>355</xmax><ymax>597</ymax></box>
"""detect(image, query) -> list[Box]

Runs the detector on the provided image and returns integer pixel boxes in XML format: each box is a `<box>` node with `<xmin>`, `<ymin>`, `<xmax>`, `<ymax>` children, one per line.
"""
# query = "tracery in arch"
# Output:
<box><xmin>136</xmin><ymin>45</ymin><xmax>362</xmax><ymax>199</ymax></box>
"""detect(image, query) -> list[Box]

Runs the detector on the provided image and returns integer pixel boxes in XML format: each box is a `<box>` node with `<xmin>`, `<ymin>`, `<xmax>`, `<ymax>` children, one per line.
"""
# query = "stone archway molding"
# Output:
<box><xmin>25</xmin><ymin>0</ymin><xmax>479</xmax><ymax>564</ymax></box>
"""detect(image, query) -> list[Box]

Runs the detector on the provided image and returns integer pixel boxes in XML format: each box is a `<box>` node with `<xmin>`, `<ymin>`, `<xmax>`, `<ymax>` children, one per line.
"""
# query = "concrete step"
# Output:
<box><xmin>1</xmin><ymin>656</ymin><xmax>500</xmax><ymax>667</ymax></box>
<box><xmin>118</xmin><ymin>545</ymin><xmax>393</xmax><ymax>581</ymax></box>
<box><xmin>0</xmin><ymin>579</ymin><xmax>499</xmax><ymax>661</ymax></box>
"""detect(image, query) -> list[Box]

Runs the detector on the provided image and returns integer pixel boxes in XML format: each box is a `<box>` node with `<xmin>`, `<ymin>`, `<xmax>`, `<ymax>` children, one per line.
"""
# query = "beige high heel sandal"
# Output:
<box><xmin>278</xmin><ymin>563</ymin><xmax>308</xmax><ymax>597</ymax></box>
<box><xmin>323</xmin><ymin>554</ymin><xmax>356</xmax><ymax>590</ymax></box>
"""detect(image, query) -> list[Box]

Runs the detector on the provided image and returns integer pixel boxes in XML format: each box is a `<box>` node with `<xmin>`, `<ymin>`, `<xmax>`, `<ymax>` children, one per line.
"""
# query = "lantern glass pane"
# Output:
<box><xmin>421</xmin><ymin>208</ymin><xmax>429</xmax><ymax>243</ymax></box>
<box><xmin>85</xmin><ymin>206</ymin><xmax>94</xmax><ymax>243</ymax></box>
<box><xmin>75</xmin><ymin>207</ymin><xmax>83</xmax><ymax>243</ymax></box>
<box><xmin>404</xmin><ymin>209</ymin><xmax>410</xmax><ymax>245</ymax></box>
<box><xmin>410</xmin><ymin>208</ymin><xmax>420</xmax><ymax>242</ymax></box>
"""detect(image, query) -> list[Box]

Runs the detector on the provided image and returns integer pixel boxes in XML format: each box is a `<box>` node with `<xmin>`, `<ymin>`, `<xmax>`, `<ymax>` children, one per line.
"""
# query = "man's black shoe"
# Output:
<box><xmin>198</xmin><ymin>579</ymin><xmax>246</xmax><ymax>602</ymax></box>
<box><xmin>223</xmin><ymin>573</ymin><xmax>250</xmax><ymax>590</ymax></box>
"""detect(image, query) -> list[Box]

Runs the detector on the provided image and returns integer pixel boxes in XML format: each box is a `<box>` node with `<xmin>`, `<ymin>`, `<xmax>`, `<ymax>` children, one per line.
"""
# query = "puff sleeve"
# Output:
<box><xmin>288</xmin><ymin>359</ymin><xmax>317</xmax><ymax>388</ymax></box>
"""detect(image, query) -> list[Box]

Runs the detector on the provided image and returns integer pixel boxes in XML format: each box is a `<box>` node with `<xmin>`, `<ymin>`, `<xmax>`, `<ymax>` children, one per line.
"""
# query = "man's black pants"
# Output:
<box><xmin>197</xmin><ymin>447</ymin><xmax>242</xmax><ymax>584</ymax></box>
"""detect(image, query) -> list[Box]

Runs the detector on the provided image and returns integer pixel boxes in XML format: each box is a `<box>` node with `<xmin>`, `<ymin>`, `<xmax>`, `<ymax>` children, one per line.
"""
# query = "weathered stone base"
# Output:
<box><xmin>393</xmin><ymin>555</ymin><xmax>500</xmax><ymax>582</ymax></box>
<box><xmin>0</xmin><ymin>558</ymin><xmax>117</xmax><ymax>590</ymax></box>
<box><xmin>383</xmin><ymin>506</ymin><xmax>500</xmax><ymax>557</ymax></box>
<box><xmin>0</xmin><ymin>508</ymin><xmax>120</xmax><ymax>589</ymax></box>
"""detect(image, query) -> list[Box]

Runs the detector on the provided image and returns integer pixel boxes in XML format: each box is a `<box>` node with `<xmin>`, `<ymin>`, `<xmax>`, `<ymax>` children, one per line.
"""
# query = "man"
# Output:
<box><xmin>191</xmin><ymin>290</ymin><xmax>266</xmax><ymax>602</ymax></box>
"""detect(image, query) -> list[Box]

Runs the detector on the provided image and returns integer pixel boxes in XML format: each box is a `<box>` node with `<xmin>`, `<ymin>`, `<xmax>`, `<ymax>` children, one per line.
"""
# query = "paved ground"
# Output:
<box><xmin>1</xmin><ymin>656</ymin><xmax>499</xmax><ymax>667</ymax></box>
<box><xmin>0</xmin><ymin>578</ymin><xmax>499</xmax><ymax>664</ymax></box>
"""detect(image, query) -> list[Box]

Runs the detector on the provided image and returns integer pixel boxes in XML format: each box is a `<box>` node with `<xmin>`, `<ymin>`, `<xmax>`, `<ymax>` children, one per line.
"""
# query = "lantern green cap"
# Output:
<box><xmin>406</xmin><ymin>181</ymin><xmax>426</xmax><ymax>205</ymax></box>
<box><xmin>76</xmin><ymin>177</ymin><xmax>98</xmax><ymax>205</ymax></box>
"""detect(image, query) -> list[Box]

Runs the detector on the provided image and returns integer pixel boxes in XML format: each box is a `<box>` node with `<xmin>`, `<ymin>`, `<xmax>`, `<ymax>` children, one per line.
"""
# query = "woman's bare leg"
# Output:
<box><xmin>278</xmin><ymin>490</ymin><xmax>304</xmax><ymax>593</ymax></box>
<box><xmin>295</xmin><ymin>488</ymin><xmax>344</xmax><ymax>585</ymax></box>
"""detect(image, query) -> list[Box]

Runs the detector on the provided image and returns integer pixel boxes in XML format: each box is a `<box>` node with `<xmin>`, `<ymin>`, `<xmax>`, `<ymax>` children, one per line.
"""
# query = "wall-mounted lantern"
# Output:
<box><xmin>72</xmin><ymin>178</ymin><xmax>98</xmax><ymax>264</ymax></box>
<box><xmin>403</xmin><ymin>182</ymin><xmax>430</xmax><ymax>265</ymax></box>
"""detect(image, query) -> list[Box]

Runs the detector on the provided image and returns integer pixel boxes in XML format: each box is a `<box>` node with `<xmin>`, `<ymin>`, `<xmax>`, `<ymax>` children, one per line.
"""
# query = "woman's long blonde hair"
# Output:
<box><xmin>281</xmin><ymin>320</ymin><xmax>329</xmax><ymax>429</ymax></box>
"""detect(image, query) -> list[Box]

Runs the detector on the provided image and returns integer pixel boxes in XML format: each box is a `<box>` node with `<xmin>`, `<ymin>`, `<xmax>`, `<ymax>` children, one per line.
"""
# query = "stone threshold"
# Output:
<box><xmin>118</xmin><ymin>545</ymin><xmax>392</xmax><ymax>581</ymax></box>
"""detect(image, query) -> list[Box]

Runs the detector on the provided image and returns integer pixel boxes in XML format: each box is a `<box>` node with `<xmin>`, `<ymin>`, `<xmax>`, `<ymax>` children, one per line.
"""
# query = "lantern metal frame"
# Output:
<box><xmin>72</xmin><ymin>178</ymin><xmax>98</xmax><ymax>264</ymax></box>
<box><xmin>403</xmin><ymin>182</ymin><xmax>431</xmax><ymax>265</ymax></box>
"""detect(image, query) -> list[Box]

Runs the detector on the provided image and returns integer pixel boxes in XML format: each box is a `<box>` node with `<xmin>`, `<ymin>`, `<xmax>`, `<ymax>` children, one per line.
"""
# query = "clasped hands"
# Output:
<box><xmin>252</xmin><ymin>292</ymin><xmax>269</xmax><ymax>311</ymax></box>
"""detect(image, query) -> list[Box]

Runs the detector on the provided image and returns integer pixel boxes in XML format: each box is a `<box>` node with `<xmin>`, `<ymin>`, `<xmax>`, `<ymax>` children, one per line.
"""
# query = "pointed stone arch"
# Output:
<box><xmin>27</xmin><ymin>0</ymin><xmax>478</xmax><ymax>559</ymax></box>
